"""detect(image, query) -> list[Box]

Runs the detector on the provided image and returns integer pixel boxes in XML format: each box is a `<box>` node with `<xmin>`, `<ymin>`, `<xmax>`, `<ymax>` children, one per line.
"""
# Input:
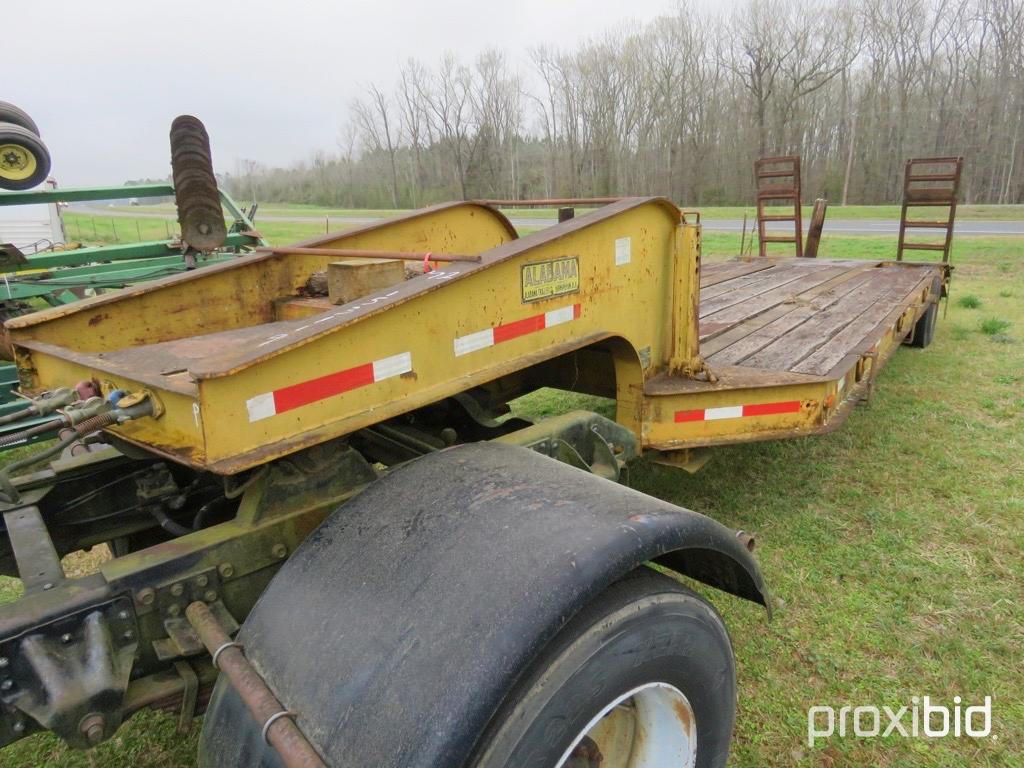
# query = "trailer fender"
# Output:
<box><xmin>199</xmin><ymin>441</ymin><xmax>768</xmax><ymax>767</ymax></box>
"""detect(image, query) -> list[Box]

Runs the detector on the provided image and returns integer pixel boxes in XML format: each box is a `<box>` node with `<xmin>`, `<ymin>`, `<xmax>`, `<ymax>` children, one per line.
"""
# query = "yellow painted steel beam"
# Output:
<box><xmin>9</xmin><ymin>198</ymin><xmax>700</xmax><ymax>473</ymax></box>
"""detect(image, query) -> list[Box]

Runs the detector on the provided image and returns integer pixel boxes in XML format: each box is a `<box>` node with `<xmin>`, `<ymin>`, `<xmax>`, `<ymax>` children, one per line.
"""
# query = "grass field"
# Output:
<box><xmin>97</xmin><ymin>201</ymin><xmax>1024</xmax><ymax>221</ymax></box>
<box><xmin>2</xmin><ymin>216</ymin><xmax>1021</xmax><ymax>766</ymax></box>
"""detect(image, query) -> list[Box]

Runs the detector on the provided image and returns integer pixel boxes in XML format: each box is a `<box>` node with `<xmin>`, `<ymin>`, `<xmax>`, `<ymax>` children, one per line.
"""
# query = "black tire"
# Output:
<box><xmin>471</xmin><ymin>568</ymin><xmax>736</xmax><ymax>768</ymax></box>
<box><xmin>0</xmin><ymin>101</ymin><xmax>40</xmax><ymax>136</ymax></box>
<box><xmin>0</xmin><ymin>122</ymin><xmax>51</xmax><ymax>190</ymax></box>
<box><xmin>907</xmin><ymin>300</ymin><xmax>938</xmax><ymax>348</ymax></box>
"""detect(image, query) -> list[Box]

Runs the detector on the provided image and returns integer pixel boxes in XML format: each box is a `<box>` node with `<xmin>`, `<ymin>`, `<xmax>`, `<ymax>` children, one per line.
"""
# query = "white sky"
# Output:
<box><xmin>8</xmin><ymin>0</ymin><xmax>682</xmax><ymax>187</ymax></box>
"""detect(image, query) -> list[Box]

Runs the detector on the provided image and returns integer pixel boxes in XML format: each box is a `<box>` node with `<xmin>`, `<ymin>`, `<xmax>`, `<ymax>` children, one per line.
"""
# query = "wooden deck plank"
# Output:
<box><xmin>700</xmin><ymin>264</ymin><xmax>799</xmax><ymax>301</ymax></box>
<box><xmin>741</xmin><ymin>270</ymin><xmax>911</xmax><ymax>371</ymax></box>
<box><xmin>700</xmin><ymin>264</ymin><xmax>854</xmax><ymax>325</ymax></box>
<box><xmin>699</xmin><ymin>260</ymin><xmax>777</xmax><ymax>288</ymax></box>
<box><xmin>706</xmin><ymin>270</ymin><xmax>882</xmax><ymax>365</ymax></box>
<box><xmin>699</xmin><ymin>263</ymin><xmax>871</xmax><ymax>354</ymax></box>
<box><xmin>699</xmin><ymin>262</ymin><xmax>834</xmax><ymax>317</ymax></box>
<box><xmin>791</xmin><ymin>272</ymin><xmax>931</xmax><ymax>375</ymax></box>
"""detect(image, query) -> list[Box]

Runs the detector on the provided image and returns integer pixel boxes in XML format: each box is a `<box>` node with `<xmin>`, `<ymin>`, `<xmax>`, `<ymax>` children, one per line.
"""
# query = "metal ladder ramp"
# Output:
<box><xmin>896</xmin><ymin>156</ymin><xmax>963</xmax><ymax>262</ymax></box>
<box><xmin>755</xmin><ymin>156</ymin><xmax>803</xmax><ymax>258</ymax></box>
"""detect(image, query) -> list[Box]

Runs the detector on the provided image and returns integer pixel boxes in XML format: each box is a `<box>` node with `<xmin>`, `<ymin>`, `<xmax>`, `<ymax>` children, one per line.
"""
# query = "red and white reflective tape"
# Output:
<box><xmin>454</xmin><ymin>303</ymin><xmax>581</xmax><ymax>357</ymax></box>
<box><xmin>674</xmin><ymin>399</ymin><xmax>801</xmax><ymax>423</ymax></box>
<box><xmin>246</xmin><ymin>352</ymin><xmax>412</xmax><ymax>422</ymax></box>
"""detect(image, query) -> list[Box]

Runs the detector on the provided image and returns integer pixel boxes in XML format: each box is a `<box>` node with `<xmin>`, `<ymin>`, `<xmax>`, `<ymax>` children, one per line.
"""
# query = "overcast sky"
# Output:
<box><xmin>8</xmin><ymin>0</ymin><xmax>684</xmax><ymax>187</ymax></box>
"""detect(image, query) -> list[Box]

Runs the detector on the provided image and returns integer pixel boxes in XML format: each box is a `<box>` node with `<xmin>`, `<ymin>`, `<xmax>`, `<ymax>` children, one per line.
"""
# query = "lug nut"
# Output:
<box><xmin>137</xmin><ymin>588</ymin><xmax>156</xmax><ymax>606</ymax></box>
<box><xmin>196</xmin><ymin>574</ymin><xmax>209</xmax><ymax>588</ymax></box>
<box><xmin>204</xmin><ymin>590</ymin><xmax>218</xmax><ymax>603</ymax></box>
<box><xmin>170</xmin><ymin>583</ymin><xmax>184</xmax><ymax>597</ymax></box>
<box><xmin>271</xmin><ymin>543</ymin><xmax>288</xmax><ymax>559</ymax></box>
<box><xmin>80</xmin><ymin>713</ymin><xmax>105</xmax><ymax>746</ymax></box>
<box><xmin>218</xmin><ymin>562</ymin><xmax>234</xmax><ymax>579</ymax></box>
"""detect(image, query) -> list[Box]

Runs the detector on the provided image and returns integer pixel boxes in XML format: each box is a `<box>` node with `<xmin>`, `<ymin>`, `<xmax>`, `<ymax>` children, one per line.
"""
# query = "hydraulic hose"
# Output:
<box><xmin>150</xmin><ymin>506</ymin><xmax>193</xmax><ymax>538</ymax></box>
<box><xmin>0</xmin><ymin>399</ymin><xmax>154</xmax><ymax>503</ymax></box>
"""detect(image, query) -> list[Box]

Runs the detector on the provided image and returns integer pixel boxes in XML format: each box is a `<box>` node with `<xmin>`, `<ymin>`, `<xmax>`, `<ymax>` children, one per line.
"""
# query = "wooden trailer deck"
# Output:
<box><xmin>642</xmin><ymin>256</ymin><xmax>945</xmax><ymax>453</ymax></box>
<box><xmin>697</xmin><ymin>258</ymin><xmax>940</xmax><ymax>379</ymax></box>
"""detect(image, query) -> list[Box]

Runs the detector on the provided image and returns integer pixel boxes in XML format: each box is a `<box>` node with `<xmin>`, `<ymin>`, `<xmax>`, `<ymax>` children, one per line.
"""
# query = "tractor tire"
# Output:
<box><xmin>470</xmin><ymin>568</ymin><xmax>736</xmax><ymax>768</ymax></box>
<box><xmin>0</xmin><ymin>122</ymin><xmax>51</xmax><ymax>190</ymax></box>
<box><xmin>0</xmin><ymin>102</ymin><xmax>40</xmax><ymax>136</ymax></box>
<box><xmin>907</xmin><ymin>300</ymin><xmax>938</xmax><ymax>348</ymax></box>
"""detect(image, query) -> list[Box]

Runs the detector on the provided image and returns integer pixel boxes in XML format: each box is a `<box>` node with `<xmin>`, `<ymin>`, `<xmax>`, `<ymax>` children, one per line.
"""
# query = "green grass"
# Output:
<box><xmin>1</xmin><ymin>226</ymin><xmax>1021</xmax><ymax>766</ymax></box>
<box><xmin>957</xmin><ymin>294</ymin><xmax>982</xmax><ymax>309</ymax></box>
<box><xmin>102</xmin><ymin>202</ymin><xmax>1024</xmax><ymax>221</ymax></box>
<box><xmin>980</xmin><ymin>318</ymin><xmax>1012</xmax><ymax>336</ymax></box>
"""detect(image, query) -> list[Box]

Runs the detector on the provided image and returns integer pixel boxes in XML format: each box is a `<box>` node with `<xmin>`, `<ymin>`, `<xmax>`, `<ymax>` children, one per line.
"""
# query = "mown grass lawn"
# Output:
<box><xmin>2</xmin><ymin>220</ymin><xmax>1020</xmax><ymax>766</ymax></box>
<box><xmin>97</xmin><ymin>201</ymin><xmax>1024</xmax><ymax>222</ymax></box>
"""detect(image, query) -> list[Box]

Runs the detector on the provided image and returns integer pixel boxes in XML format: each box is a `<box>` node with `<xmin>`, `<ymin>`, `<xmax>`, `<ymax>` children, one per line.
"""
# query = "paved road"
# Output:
<box><xmin>76</xmin><ymin>205</ymin><xmax>1024</xmax><ymax>236</ymax></box>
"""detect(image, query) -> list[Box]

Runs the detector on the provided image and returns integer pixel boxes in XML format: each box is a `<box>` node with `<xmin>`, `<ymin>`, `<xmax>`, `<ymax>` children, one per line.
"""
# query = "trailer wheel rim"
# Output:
<box><xmin>0</xmin><ymin>144</ymin><xmax>37</xmax><ymax>181</ymax></box>
<box><xmin>555</xmin><ymin>681</ymin><xmax>697</xmax><ymax>768</ymax></box>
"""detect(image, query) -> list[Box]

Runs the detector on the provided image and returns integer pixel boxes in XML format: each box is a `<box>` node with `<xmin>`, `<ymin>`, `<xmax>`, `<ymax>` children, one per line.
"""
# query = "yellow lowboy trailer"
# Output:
<box><xmin>6</xmin><ymin>198</ymin><xmax>945</xmax><ymax>474</ymax></box>
<box><xmin>0</xmin><ymin>198</ymin><xmax>946</xmax><ymax>767</ymax></box>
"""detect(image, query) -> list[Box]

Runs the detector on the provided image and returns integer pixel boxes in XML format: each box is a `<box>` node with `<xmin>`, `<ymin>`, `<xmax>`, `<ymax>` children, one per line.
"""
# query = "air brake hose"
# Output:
<box><xmin>0</xmin><ymin>399</ymin><xmax>155</xmax><ymax>503</ymax></box>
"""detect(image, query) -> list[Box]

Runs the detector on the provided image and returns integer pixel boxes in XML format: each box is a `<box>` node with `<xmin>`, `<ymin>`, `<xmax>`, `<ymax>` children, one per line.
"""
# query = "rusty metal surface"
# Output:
<box><xmin>755</xmin><ymin>156</ymin><xmax>803</xmax><ymax>258</ymax></box>
<box><xmin>4</xmin><ymin>201</ymin><xmax>514</xmax><ymax>334</ymax></box>
<box><xmin>257</xmin><ymin>246</ymin><xmax>480</xmax><ymax>262</ymax></box>
<box><xmin>897</xmin><ymin>156</ymin><xmax>963</xmax><ymax>263</ymax></box>
<box><xmin>169</xmin><ymin>116</ymin><xmax>227</xmax><ymax>252</ymax></box>
<box><xmin>477</xmin><ymin>197</ymin><xmax>622</xmax><ymax>207</ymax></box>
<box><xmin>645</xmin><ymin>365</ymin><xmax>825</xmax><ymax>396</ymax></box>
<box><xmin>186</xmin><ymin>601</ymin><xmax>326</xmax><ymax>768</ymax></box>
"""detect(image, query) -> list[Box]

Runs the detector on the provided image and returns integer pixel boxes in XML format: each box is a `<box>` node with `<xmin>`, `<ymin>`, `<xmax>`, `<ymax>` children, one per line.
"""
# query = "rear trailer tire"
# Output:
<box><xmin>0</xmin><ymin>122</ymin><xmax>51</xmax><ymax>190</ymax></box>
<box><xmin>471</xmin><ymin>568</ymin><xmax>736</xmax><ymax>768</ymax></box>
<box><xmin>908</xmin><ymin>300</ymin><xmax>938</xmax><ymax>348</ymax></box>
<box><xmin>0</xmin><ymin>102</ymin><xmax>40</xmax><ymax>135</ymax></box>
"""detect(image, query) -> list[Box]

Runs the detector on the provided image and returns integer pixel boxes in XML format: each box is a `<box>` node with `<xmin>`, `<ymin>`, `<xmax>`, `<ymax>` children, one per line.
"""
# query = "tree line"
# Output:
<box><xmin>224</xmin><ymin>0</ymin><xmax>1024</xmax><ymax>209</ymax></box>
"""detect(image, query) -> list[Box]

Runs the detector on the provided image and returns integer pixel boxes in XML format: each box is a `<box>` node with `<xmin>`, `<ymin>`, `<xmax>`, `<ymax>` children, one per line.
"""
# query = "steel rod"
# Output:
<box><xmin>256</xmin><ymin>246</ymin><xmax>479</xmax><ymax>263</ymax></box>
<box><xmin>477</xmin><ymin>197</ymin><xmax>622</xmax><ymax>207</ymax></box>
<box><xmin>186</xmin><ymin>601</ymin><xmax>327</xmax><ymax>768</ymax></box>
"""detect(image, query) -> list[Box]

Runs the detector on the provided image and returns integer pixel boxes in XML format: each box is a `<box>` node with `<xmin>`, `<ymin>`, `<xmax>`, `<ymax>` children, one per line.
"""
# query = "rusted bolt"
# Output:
<box><xmin>271</xmin><ymin>543</ymin><xmax>288</xmax><ymax>559</ymax></box>
<box><xmin>137</xmin><ymin>588</ymin><xmax>156</xmax><ymax>606</ymax></box>
<box><xmin>196</xmin><ymin>574</ymin><xmax>209</xmax><ymax>588</ymax></box>
<box><xmin>218</xmin><ymin>562</ymin><xmax>234</xmax><ymax>579</ymax></box>
<box><xmin>170</xmin><ymin>583</ymin><xmax>185</xmax><ymax>597</ymax></box>
<box><xmin>204</xmin><ymin>590</ymin><xmax>218</xmax><ymax>603</ymax></box>
<box><xmin>61</xmin><ymin>633</ymin><xmax>73</xmax><ymax>644</ymax></box>
<box><xmin>0</xmin><ymin>657</ymin><xmax>8</xmax><ymax>669</ymax></box>
<box><xmin>166</xmin><ymin>604</ymin><xmax>180</xmax><ymax>617</ymax></box>
<box><xmin>117</xmin><ymin>610</ymin><xmax>129</xmax><ymax>621</ymax></box>
<box><xmin>11</xmin><ymin>720</ymin><xmax>24</xmax><ymax>733</ymax></box>
<box><xmin>80</xmin><ymin>713</ymin><xmax>105</xmax><ymax>746</ymax></box>
<box><xmin>123</xmin><ymin>630</ymin><xmax>134</xmax><ymax>641</ymax></box>
<box><xmin>1</xmin><ymin>680</ymin><xmax>12</xmax><ymax>691</ymax></box>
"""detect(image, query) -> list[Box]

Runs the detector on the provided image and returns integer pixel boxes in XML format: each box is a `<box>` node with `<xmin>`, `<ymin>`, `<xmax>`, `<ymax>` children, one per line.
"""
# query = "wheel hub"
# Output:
<box><xmin>0</xmin><ymin>144</ymin><xmax>35</xmax><ymax>180</ymax></box>
<box><xmin>559</xmin><ymin>682</ymin><xmax>697</xmax><ymax>768</ymax></box>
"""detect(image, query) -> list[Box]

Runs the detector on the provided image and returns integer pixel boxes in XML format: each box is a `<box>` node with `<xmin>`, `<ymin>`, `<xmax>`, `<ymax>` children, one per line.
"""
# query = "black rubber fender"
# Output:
<box><xmin>199</xmin><ymin>442</ymin><xmax>768</xmax><ymax>767</ymax></box>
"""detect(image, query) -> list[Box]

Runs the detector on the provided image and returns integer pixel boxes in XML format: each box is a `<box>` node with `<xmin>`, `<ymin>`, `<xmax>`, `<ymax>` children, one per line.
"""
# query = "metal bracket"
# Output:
<box><xmin>173</xmin><ymin>661</ymin><xmax>199</xmax><ymax>732</ymax></box>
<box><xmin>2</xmin><ymin>505</ymin><xmax>64</xmax><ymax>594</ymax></box>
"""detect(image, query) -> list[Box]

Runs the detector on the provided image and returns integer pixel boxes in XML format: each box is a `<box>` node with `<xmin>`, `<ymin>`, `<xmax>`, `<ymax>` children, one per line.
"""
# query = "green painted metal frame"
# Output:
<box><xmin>0</xmin><ymin>186</ymin><xmax>266</xmax><ymax>450</ymax></box>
